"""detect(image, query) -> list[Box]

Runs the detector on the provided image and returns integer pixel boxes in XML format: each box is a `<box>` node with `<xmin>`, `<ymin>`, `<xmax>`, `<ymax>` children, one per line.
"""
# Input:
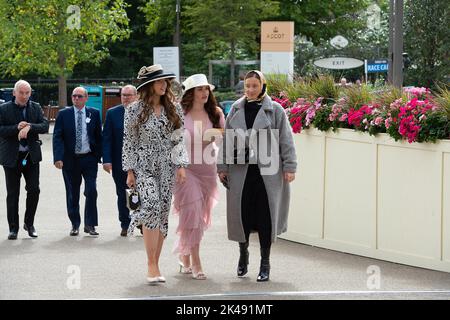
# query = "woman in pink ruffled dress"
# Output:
<box><xmin>173</xmin><ymin>74</ymin><xmax>225</xmax><ymax>280</ymax></box>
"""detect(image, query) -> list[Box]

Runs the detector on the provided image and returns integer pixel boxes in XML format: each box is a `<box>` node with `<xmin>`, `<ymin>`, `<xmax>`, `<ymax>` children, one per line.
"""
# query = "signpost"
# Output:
<box><xmin>313</xmin><ymin>57</ymin><xmax>364</xmax><ymax>70</ymax></box>
<box><xmin>153</xmin><ymin>47</ymin><xmax>180</xmax><ymax>82</ymax></box>
<box><xmin>364</xmin><ymin>59</ymin><xmax>389</xmax><ymax>84</ymax></box>
<box><xmin>261</xmin><ymin>21</ymin><xmax>294</xmax><ymax>81</ymax></box>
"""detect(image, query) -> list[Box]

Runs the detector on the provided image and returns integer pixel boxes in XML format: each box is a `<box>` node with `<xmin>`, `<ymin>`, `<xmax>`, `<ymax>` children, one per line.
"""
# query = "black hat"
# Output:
<box><xmin>136</xmin><ymin>64</ymin><xmax>176</xmax><ymax>91</ymax></box>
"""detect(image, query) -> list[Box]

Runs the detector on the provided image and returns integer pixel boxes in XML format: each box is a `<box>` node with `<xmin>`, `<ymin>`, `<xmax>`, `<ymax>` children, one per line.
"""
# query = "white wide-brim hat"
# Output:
<box><xmin>136</xmin><ymin>64</ymin><xmax>176</xmax><ymax>91</ymax></box>
<box><xmin>182</xmin><ymin>74</ymin><xmax>215</xmax><ymax>96</ymax></box>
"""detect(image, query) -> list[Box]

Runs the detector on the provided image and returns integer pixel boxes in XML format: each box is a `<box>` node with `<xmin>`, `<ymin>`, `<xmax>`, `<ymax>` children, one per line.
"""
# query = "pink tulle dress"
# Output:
<box><xmin>172</xmin><ymin>111</ymin><xmax>225</xmax><ymax>255</ymax></box>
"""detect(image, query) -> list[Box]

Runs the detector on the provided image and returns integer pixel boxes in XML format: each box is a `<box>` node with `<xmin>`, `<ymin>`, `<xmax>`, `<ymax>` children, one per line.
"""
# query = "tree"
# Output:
<box><xmin>73</xmin><ymin>0</ymin><xmax>161</xmax><ymax>79</ymax></box>
<box><xmin>277</xmin><ymin>0</ymin><xmax>371</xmax><ymax>45</ymax></box>
<box><xmin>0</xmin><ymin>0</ymin><xmax>130</xmax><ymax>106</ymax></box>
<box><xmin>404</xmin><ymin>0</ymin><xmax>449</xmax><ymax>88</ymax></box>
<box><xmin>183</xmin><ymin>0</ymin><xmax>279</xmax><ymax>87</ymax></box>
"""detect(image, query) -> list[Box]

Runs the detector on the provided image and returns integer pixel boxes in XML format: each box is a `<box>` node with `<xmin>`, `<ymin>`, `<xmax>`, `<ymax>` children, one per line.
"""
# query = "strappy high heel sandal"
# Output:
<box><xmin>178</xmin><ymin>259</ymin><xmax>192</xmax><ymax>274</ymax></box>
<box><xmin>191</xmin><ymin>266</ymin><xmax>207</xmax><ymax>280</ymax></box>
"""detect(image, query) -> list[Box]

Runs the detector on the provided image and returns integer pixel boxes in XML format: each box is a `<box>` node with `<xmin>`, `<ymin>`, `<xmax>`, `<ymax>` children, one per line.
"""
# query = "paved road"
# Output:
<box><xmin>1</xmin><ymin>133</ymin><xmax>450</xmax><ymax>300</ymax></box>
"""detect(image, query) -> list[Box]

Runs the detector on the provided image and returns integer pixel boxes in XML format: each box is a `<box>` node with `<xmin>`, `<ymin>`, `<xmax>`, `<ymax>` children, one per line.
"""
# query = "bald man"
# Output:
<box><xmin>0</xmin><ymin>80</ymin><xmax>49</xmax><ymax>240</ymax></box>
<box><xmin>102</xmin><ymin>85</ymin><xmax>138</xmax><ymax>236</ymax></box>
<box><xmin>52</xmin><ymin>87</ymin><xmax>102</xmax><ymax>237</ymax></box>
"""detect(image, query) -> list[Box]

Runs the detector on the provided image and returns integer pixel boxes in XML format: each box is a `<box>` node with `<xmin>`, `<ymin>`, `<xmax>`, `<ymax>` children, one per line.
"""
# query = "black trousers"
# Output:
<box><xmin>241</xmin><ymin>164</ymin><xmax>272</xmax><ymax>248</ymax></box>
<box><xmin>112</xmin><ymin>168</ymin><xmax>130</xmax><ymax>230</ymax></box>
<box><xmin>62</xmin><ymin>154</ymin><xmax>98</xmax><ymax>229</ymax></box>
<box><xmin>3</xmin><ymin>152</ymin><xmax>40</xmax><ymax>232</ymax></box>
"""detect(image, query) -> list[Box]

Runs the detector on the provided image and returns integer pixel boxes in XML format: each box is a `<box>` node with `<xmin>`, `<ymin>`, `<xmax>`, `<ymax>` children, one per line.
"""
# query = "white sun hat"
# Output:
<box><xmin>181</xmin><ymin>74</ymin><xmax>215</xmax><ymax>96</ymax></box>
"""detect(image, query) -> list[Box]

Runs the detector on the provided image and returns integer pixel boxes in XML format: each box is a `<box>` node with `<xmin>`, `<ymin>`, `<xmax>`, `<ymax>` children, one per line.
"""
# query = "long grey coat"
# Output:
<box><xmin>217</xmin><ymin>95</ymin><xmax>297</xmax><ymax>243</ymax></box>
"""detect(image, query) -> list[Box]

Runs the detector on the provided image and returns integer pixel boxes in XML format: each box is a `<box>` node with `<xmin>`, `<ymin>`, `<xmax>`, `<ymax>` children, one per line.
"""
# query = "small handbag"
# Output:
<box><xmin>221</xmin><ymin>175</ymin><xmax>230</xmax><ymax>190</ymax></box>
<box><xmin>126</xmin><ymin>188</ymin><xmax>141</xmax><ymax>211</ymax></box>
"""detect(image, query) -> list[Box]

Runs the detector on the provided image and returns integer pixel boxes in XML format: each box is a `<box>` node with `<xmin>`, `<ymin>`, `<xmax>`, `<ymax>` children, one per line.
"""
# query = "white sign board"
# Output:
<box><xmin>261</xmin><ymin>52</ymin><xmax>294</xmax><ymax>79</ymax></box>
<box><xmin>153</xmin><ymin>47</ymin><xmax>180</xmax><ymax>81</ymax></box>
<box><xmin>314</xmin><ymin>57</ymin><xmax>364</xmax><ymax>70</ymax></box>
<box><xmin>330</xmin><ymin>35</ymin><xmax>349</xmax><ymax>49</ymax></box>
<box><xmin>261</xmin><ymin>21</ymin><xmax>294</xmax><ymax>82</ymax></box>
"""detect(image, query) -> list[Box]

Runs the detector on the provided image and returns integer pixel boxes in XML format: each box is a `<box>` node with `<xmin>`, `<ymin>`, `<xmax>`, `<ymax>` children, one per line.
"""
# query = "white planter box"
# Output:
<box><xmin>280</xmin><ymin>128</ymin><xmax>450</xmax><ymax>273</ymax></box>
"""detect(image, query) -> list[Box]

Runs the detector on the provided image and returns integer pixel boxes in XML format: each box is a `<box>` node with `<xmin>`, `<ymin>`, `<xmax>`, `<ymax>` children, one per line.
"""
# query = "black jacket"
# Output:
<box><xmin>0</xmin><ymin>99</ymin><xmax>49</xmax><ymax>167</ymax></box>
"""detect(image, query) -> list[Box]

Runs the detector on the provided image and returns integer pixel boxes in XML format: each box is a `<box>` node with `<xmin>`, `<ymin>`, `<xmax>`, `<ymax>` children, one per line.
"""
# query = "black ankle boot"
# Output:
<box><xmin>237</xmin><ymin>241</ymin><xmax>249</xmax><ymax>277</ymax></box>
<box><xmin>257</xmin><ymin>247</ymin><xmax>270</xmax><ymax>282</ymax></box>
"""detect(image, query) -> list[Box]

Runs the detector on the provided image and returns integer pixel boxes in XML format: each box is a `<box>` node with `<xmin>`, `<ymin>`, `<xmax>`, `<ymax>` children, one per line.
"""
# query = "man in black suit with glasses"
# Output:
<box><xmin>53</xmin><ymin>87</ymin><xmax>102</xmax><ymax>237</ymax></box>
<box><xmin>0</xmin><ymin>80</ymin><xmax>49</xmax><ymax>240</ymax></box>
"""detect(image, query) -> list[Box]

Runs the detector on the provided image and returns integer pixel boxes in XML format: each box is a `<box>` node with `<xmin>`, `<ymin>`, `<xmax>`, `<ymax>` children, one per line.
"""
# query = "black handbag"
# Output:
<box><xmin>126</xmin><ymin>188</ymin><xmax>141</xmax><ymax>211</ymax></box>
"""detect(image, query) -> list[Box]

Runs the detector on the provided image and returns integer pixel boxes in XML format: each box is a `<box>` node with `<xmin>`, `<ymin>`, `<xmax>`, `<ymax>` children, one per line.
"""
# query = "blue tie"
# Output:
<box><xmin>76</xmin><ymin>110</ymin><xmax>82</xmax><ymax>153</ymax></box>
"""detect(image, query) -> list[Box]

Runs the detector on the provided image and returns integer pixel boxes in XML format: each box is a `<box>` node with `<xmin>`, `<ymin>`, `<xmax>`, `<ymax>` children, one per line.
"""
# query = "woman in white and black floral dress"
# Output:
<box><xmin>122</xmin><ymin>64</ymin><xmax>188</xmax><ymax>284</ymax></box>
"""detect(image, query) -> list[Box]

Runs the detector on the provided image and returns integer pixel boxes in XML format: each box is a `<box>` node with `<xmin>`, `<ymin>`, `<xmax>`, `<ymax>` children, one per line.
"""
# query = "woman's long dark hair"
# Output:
<box><xmin>134</xmin><ymin>79</ymin><xmax>182</xmax><ymax>131</ymax></box>
<box><xmin>181</xmin><ymin>87</ymin><xmax>223</xmax><ymax>129</ymax></box>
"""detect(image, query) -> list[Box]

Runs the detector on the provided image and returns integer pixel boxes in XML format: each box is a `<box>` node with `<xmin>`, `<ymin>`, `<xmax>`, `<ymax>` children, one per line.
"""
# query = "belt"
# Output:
<box><xmin>74</xmin><ymin>152</ymin><xmax>93</xmax><ymax>158</ymax></box>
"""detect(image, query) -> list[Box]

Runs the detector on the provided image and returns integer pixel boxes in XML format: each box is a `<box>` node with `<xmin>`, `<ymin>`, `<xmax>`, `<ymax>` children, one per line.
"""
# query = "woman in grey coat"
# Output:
<box><xmin>217</xmin><ymin>70</ymin><xmax>297</xmax><ymax>282</ymax></box>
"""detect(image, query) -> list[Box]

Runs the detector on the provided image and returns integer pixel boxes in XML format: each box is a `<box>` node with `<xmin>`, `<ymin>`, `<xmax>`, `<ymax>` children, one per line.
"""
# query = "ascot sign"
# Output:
<box><xmin>313</xmin><ymin>57</ymin><xmax>364</xmax><ymax>70</ymax></box>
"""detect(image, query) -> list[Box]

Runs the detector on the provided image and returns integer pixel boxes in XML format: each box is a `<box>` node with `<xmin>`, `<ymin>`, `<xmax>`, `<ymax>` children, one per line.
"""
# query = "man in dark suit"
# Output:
<box><xmin>0</xmin><ymin>80</ymin><xmax>49</xmax><ymax>240</ymax></box>
<box><xmin>53</xmin><ymin>87</ymin><xmax>102</xmax><ymax>236</ymax></box>
<box><xmin>102</xmin><ymin>85</ymin><xmax>137</xmax><ymax>236</ymax></box>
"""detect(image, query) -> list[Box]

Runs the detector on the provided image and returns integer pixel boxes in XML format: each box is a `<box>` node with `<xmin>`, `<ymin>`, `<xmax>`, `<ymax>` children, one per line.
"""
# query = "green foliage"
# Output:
<box><xmin>0</xmin><ymin>0</ymin><xmax>130</xmax><ymax>78</ymax></box>
<box><xmin>139</xmin><ymin>0</ymin><xmax>176</xmax><ymax>37</ymax></box>
<box><xmin>213</xmin><ymin>90</ymin><xmax>239</xmax><ymax>102</ymax></box>
<box><xmin>417</xmin><ymin>112</ymin><xmax>449</xmax><ymax>143</ymax></box>
<box><xmin>404</xmin><ymin>0</ymin><xmax>450</xmax><ymax>88</ymax></box>
<box><xmin>310</xmin><ymin>75</ymin><xmax>341</xmax><ymax>103</ymax></box>
<box><xmin>265</xmin><ymin>74</ymin><xmax>290</xmax><ymax>96</ymax></box>
<box><xmin>312</xmin><ymin>105</ymin><xmax>333</xmax><ymax>132</ymax></box>
<box><xmin>343</xmin><ymin>85</ymin><xmax>375</xmax><ymax>110</ymax></box>
<box><xmin>434</xmin><ymin>85</ymin><xmax>450</xmax><ymax>119</ymax></box>
<box><xmin>285</xmin><ymin>80</ymin><xmax>317</xmax><ymax>102</ymax></box>
<box><xmin>182</xmin><ymin>0</ymin><xmax>279</xmax><ymax>86</ymax></box>
<box><xmin>373</xmin><ymin>85</ymin><xmax>408</xmax><ymax>106</ymax></box>
<box><xmin>277</xmin><ymin>0</ymin><xmax>372</xmax><ymax>45</ymax></box>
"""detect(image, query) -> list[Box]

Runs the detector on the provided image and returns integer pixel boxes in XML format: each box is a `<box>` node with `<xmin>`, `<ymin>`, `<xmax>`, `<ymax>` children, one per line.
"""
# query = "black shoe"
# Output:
<box><xmin>84</xmin><ymin>225</ymin><xmax>99</xmax><ymax>236</ymax></box>
<box><xmin>237</xmin><ymin>241</ymin><xmax>249</xmax><ymax>277</ymax></box>
<box><xmin>23</xmin><ymin>224</ymin><xmax>38</xmax><ymax>238</ymax></box>
<box><xmin>256</xmin><ymin>247</ymin><xmax>271</xmax><ymax>282</ymax></box>
<box><xmin>8</xmin><ymin>231</ymin><xmax>18</xmax><ymax>240</ymax></box>
<box><xmin>70</xmin><ymin>228</ymin><xmax>79</xmax><ymax>236</ymax></box>
<box><xmin>120</xmin><ymin>229</ymin><xmax>127</xmax><ymax>237</ymax></box>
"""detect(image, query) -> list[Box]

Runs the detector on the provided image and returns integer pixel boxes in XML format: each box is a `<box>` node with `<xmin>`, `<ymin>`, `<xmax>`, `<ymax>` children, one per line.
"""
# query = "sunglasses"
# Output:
<box><xmin>72</xmin><ymin>94</ymin><xmax>86</xmax><ymax>99</ymax></box>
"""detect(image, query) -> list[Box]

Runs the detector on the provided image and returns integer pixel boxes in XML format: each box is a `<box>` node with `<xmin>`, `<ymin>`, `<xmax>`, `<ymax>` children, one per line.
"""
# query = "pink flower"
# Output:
<box><xmin>385</xmin><ymin>118</ymin><xmax>392</xmax><ymax>129</ymax></box>
<box><xmin>374</xmin><ymin>116</ymin><xmax>383</xmax><ymax>126</ymax></box>
<box><xmin>398</xmin><ymin>115</ymin><xmax>421</xmax><ymax>143</ymax></box>
<box><xmin>290</xmin><ymin>117</ymin><xmax>303</xmax><ymax>134</ymax></box>
<box><xmin>339</xmin><ymin>114</ymin><xmax>348</xmax><ymax>122</ymax></box>
<box><xmin>347</xmin><ymin>106</ymin><xmax>371</xmax><ymax>127</ymax></box>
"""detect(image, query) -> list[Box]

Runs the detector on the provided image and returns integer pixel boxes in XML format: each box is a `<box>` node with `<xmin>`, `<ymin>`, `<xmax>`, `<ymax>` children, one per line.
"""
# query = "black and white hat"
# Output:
<box><xmin>136</xmin><ymin>64</ymin><xmax>176</xmax><ymax>91</ymax></box>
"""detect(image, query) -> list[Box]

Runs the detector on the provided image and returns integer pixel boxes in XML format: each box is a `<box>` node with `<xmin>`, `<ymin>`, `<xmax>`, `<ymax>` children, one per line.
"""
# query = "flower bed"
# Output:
<box><xmin>270</xmin><ymin>78</ymin><xmax>450</xmax><ymax>272</ymax></box>
<box><xmin>269</xmin><ymin>79</ymin><xmax>450</xmax><ymax>144</ymax></box>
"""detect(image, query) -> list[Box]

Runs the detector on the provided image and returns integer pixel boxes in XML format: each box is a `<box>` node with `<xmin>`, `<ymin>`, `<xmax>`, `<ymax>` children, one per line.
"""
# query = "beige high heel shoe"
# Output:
<box><xmin>191</xmin><ymin>266</ymin><xmax>207</xmax><ymax>280</ymax></box>
<box><xmin>178</xmin><ymin>259</ymin><xmax>192</xmax><ymax>274</ymax></box>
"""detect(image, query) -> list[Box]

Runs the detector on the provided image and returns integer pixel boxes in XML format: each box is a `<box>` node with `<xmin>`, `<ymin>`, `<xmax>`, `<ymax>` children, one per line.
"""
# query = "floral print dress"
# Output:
<box><xmin>122</xmin><ymin>100</ymin><xmax>189</xmax><ymax>237</ymax></box>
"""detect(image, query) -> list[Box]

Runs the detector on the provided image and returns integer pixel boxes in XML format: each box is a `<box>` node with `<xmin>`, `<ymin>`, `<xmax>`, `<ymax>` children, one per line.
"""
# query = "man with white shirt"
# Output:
<box><xmin>52</xmin><ymin>87</ymin><xmax>102</xmax><ymax>236</ymax></box>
